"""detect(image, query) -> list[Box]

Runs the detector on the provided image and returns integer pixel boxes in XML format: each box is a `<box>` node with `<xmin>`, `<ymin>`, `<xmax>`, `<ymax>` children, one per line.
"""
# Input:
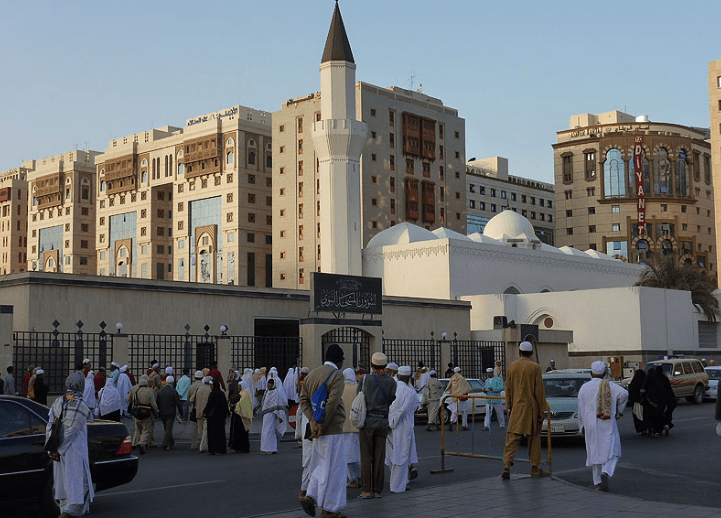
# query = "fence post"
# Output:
<box><xmin>74</xmin><ymin>320</ymin><xmax>84</xmax><ymax>369</ymax></box>
<box><xmin>217</xmin><ymin>326</ymin><xmax>231</xmax><ymax>380</ymax></box>
<box><xmin>0</xmin><ymin>306</ymin><xmax>13</xmax><ymax>371</ymax></box>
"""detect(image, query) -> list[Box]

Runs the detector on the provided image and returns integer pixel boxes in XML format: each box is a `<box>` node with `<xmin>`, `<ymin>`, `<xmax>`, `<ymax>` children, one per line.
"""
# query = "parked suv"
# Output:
<box><xmin>641</xmin><ymin>358</ymin><xmax>708</xmax><ymax>404</ymax></box>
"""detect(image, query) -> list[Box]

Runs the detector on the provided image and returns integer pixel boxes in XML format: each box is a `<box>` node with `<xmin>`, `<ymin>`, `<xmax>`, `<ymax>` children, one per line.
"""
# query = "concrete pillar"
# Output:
<box><xmin>0</xmin><ymin>306</ymin><xmax>13</xmax><ymax>373</ymax></box>
<box><xmin>112</xmin><ymin>334</ymin><xmax>129</xmax><ymax>367</ymax></box>
<box><xmin>217</xmin><ymin>335</ymin><xmax>231</xmax><ymax>384</ymax></box>
<box><xmin>440</xmin><ymin>339</ymin><xmax>451</xmax><ymax>376</ymax></box>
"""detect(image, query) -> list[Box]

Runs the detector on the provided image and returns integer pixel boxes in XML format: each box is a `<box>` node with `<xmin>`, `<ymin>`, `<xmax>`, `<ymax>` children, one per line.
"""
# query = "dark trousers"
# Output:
<box><xmin>161</xmin><ymin>416</ymin><xmax>176</xmax><ymax>449</ymax></box>
<box><xmin>359</xmin><ymin>427</ymin><xmax>388</xmax><ymax>494</ymax></box>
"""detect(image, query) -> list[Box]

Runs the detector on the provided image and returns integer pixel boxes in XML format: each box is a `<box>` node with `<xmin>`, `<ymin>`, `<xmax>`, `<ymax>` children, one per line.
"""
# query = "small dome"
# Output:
<box><xmin>483</xmin><ymin>210</ymin><xmax>539</xmax><ymax>245</ymax></box>
<box><xmin>432</xmin><ymin>227</ymin><xmax>472</xmax><ymax>241</ymax></box>
<box><xmin>558</xmin><ymin>246</ymin><xmax>588</xmax><ymax>257</ymax></box>
<box><xmin>366</xmin><ymin>222</ymin><xmax>438</xmax><ymax>248</ymax></box>
<box><xmin>539</xmin><ymin>243</ymin><xmax>563</xmax><ymax>254</ymax></box>
<box><xmin>584</xmin><ymin>249</ymin><xmax>616</xmax><ymax>261</ymax></box>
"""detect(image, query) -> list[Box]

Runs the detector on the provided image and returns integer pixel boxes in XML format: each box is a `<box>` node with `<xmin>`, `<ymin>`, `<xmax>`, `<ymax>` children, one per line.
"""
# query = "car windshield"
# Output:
<box><xmin>543</xmin><ymin>377</ymin><xmax>588</xmax><ymax>397</ymax></box>
<box><xmin>642</xmin><ymin>363</ymin><xmax>672</xmax><ymax>376</ymax></box>
<box><xmin>707</xmin><ymin>369</ymin><xmax>721</xmax><ymax>379</ymax></box>
<box><xmin>469</xmin><ymin>380</ymin><xmax>484</xmax><ymax>391</ymax></box>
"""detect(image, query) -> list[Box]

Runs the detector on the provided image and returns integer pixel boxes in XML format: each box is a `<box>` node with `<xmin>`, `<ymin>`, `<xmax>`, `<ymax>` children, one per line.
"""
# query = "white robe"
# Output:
<box><xmin>284</xmin><ymin>368</ymin><xmax>298</xmax><ymax>403</ymax></box>
<box><xmin>48</xmin><ymin>397</ymin><xmax>94</xmax><ymax>514</ymax></box>
<box><xmin>116</xmin><ymin>372</ymin><xmax>133</xmax><ymax>415</ymax></box>
<box><xmin>83</xmin><ymin>376</ymin><xmax>96</xmax><ymax>411</ymax></box>
<box><xmin>577</xmin><ymin>378</ymin><xmax>629</xmax><ymax>469</ymax></box>
<box><xmin>260</xmin><ymin>387</ymin><xmax>287</xmax><ymax>452</ymax></box>
<box><xmin>306</xmin><ymin>434</ymin><xmax>346</xmax><ymax>513</ymax></box>
<box><xmin>386</xmin><ymin>380</ymin><xmax>420</xmax><ymax>492</ymax></box>
<box><xmin>97</xmin><ymin>379</ymin><xmax>121</xmax><ymax>416</ymax></box>
<box><xmin>295</xmin><ymin>408</ymin><xmax>315</xmax><ymax>490</ymax></box>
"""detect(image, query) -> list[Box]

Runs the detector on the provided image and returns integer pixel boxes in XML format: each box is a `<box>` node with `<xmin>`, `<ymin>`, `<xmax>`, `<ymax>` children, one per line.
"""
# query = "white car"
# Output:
<box><xmin>417</xmin><ymin>378</ymin><xmax>505</xmax><ymax>422</ymax></box>
<box><xmin>705</xmin><ymin>366</ymin><xmax>721</xmax><ymax>400</ymax></box>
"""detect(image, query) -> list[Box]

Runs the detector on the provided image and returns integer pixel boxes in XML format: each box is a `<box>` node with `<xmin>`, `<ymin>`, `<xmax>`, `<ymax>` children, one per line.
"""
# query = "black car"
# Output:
<box><xmin>0</xmin><ymin>395</ymin><xmax>138</xmax><ymax>516</ymax></box>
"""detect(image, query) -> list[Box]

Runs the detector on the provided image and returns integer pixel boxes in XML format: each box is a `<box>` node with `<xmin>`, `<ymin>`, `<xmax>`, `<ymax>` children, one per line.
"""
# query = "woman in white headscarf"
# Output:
<box><xmin>97</xmin><ymin>377</ymin><xmax>122</xmax><ymax>422</ymax></box>
<box><xmin>259</xmin><ymin>377</ymin><xmax>287</xmax><ymax>454</ymax></box>
<box><xmin>83</xmin><ymin>372</ymin><xmax>97</xmax><ymax>416</ymax></box>
<box><xmin>116</xmin><ymin>365</ymin><xmax>133</xmax><ymax>418</ymax></box>
<box><xmin>46</xmin><ymin>371</ymin><xmax>94</xmax><ymax>517</ymax></box>
<box><xmin>268</xmin><ymin>368</ymin><xmax>287</xmax><ymax>402</ymax></box>
<box><xmin>341</xmin><ymin>367</ymin><xmax>361</xmax><ymax>487</ymax></box>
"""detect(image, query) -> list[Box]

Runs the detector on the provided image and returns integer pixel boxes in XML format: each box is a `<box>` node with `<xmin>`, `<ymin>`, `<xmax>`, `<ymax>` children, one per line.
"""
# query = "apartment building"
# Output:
<box><xmin>94</xmin><ymin>105</ymin><xmax>273</xmax><ymax>286</ymax></box>
<box><xmin>553</xmin><ymin>111</ymin><xmax>714</xmax><ymax>272</ymax></box>
<box><xmin>0</xmin><ymin>167</ymin><xmax>29</xmax><ymax>274</ymax></box>
<box><xmin>26</xmin><ymin>151</ymin><xmax>101</xmax><ymax>274</ymax></box>
<box><xmin>272</xmin><ymin>83</ymin><xmax>466</xmax><ymax>289</ymax></box>
<box><xmin>466</xmin><ymin>157</ymin><xmax>555</xmax><ymax>245</ymax></box>
<box><xmin>709</xmin><ymin>60</ymin><xmax>721</xmax><ymax>271</ymax></box>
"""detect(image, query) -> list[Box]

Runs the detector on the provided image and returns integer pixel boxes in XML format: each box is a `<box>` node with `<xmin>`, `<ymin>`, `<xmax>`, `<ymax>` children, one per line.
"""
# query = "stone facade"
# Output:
<box><xmin>553</xmin><ymin>111</ymin><xmax>715</xmax><ymax>274</ymax></box>
<box><xmin>0</xmin><ymin>167</ymin><xmax>29</xmax><ymax>275</ymax></box>
<box><xmin>709</xmin><ymin>60</ymin><xmax>721</xmax><ymax>273</ymax></box>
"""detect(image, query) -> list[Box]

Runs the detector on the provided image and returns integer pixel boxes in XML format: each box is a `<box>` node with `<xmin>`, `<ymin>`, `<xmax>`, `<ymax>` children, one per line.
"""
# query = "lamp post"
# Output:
<box><xmin>220</xmin><ymin>325</ymin><xmax>228</xmax><ymax>336</ymax></box>
<box><xmin>115</xmin><ymin>322</ymin><xmax>123</xmax><ymax>334</ymax></box>
<box><xmin>453</xmin><ymin>331</ymin><xmax>458</xmax><ymax>368</ymax></box>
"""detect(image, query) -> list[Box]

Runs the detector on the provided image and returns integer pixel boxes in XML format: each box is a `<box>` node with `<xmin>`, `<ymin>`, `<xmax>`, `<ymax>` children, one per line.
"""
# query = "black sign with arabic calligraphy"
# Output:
<box><xmin>310</xmin><ymin>273</ymin><xmax>382</xmax><ymax>315</ymax></box>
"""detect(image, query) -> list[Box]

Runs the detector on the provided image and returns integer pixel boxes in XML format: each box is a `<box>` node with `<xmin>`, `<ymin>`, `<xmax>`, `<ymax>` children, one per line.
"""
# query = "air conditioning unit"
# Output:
<box><xmin>493</xmin><ymin>316</ymin><xmax>507</xmax><ymax>329</ymax></box>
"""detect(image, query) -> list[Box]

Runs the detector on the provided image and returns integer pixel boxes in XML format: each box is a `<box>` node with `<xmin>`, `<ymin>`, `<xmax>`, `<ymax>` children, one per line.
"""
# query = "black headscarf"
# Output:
<box><xmin>628</xmin><ymin>369</ymin><xmax>646</xmax><ymax>403</ymax></box>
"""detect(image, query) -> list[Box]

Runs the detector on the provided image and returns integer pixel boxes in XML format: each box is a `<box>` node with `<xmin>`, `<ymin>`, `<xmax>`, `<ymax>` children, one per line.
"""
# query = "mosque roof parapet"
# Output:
<box><xmin>432</xmin><ymin>228</ymin><xmax>472</xmax><ymax>241</ymax></box>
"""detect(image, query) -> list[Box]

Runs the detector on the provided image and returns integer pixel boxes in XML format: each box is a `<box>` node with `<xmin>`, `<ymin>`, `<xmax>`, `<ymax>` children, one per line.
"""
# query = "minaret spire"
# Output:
<box><xmin>321</xmin><ymin>1</ymin><xmax>355</xmax><ymax>64</ymax></box>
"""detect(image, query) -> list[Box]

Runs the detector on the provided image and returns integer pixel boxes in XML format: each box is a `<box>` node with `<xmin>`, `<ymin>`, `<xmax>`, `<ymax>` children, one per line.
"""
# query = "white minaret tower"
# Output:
<box><xmin>312</xmin><ymin>1</ymin><xmax>367</xmax><ymax>276</ymax></box>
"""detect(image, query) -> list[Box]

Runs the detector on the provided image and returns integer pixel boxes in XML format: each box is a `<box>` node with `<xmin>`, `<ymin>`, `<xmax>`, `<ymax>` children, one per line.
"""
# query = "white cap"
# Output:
<box><xmin>398</xmin><ymin>365</ymin><xmax>412</xmax><ymax>376</ymax></box>
<box><xmin>152</xmin><ymin>363</ymin><xmax>160</xmax><ymax>369</ymax></box>
<box><xmin>166</xmin><ymin>376</ymin><xmax>175</xmax><ymax>383</ymax></box>
<box><xmin>120</xmin><ymin>365</ymin><xmax>127</xmax><ymax>373</ymax></box>
<box><xmin>387</xmin><ymin>362</ymin><xmax>399</xmax><ymax>370</ymax></box>
<box><xmin>36</xmin><ymin>369</ymin><xmax>45</xmax><ymax>374</ymax></box>
<box><xmin>429</xmin><ymin>370</ymin><xmax>436</xmax><ymax>376</ymax></box>
<box><xmin>111</xmin><ymin>361</ymin><xmax>120</xmax><ymax>368</ymax></box>
<box><xmin>203</xmin><ymin>376</ymin><xmax>212</xmax><ymax>384</ymax></box>
<box><xmin>519</xmin><ymin>341</ymin><xmax>533</xmax><ymax>352</ymax></box>
<box><xmin>591</xmin><ymin>361</ymin><xmax>606</xmax><ymax>375</ymax></box>
<box><xmin>486</xmin><ymin>367</ymin><xmax>494</xmax><ymax>373</ymax></box>
<box><xmin>195</xmin><ymin>370</ymin><xmax>204</xmax><ymax>379</ymax></box>
<box><xmin>301</xmin><ymin>367</ymin><xmax>310</xmax><ymax>373</ymax></box>
<box><xmin>82</xmin><ymin>358</ymin><xmax>91</xmax><ymax>364</ymax></box>
<box><xmin>165</xmin><ymin>366</ymin><xmax>173</xmax><ymax>375</ymax></box>
<box><xmin>453</xmin><ymin>366</ymin><xmax>461</xmax><ymax>373</ymax></box>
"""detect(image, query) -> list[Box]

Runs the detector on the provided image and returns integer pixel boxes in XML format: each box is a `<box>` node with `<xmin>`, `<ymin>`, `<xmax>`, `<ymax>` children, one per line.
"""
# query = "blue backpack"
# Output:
<box><xmin>311</xmin><ymin>369</ymin><xmax>338</xmax><ymax>424</ymax></box>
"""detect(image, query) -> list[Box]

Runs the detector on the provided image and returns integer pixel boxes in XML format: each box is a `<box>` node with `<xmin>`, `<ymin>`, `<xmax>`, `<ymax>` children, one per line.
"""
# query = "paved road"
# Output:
<box><xmin>4</xmin><ymin>398</ymin><xmax>720</xmax><ymax>517</ymax></box>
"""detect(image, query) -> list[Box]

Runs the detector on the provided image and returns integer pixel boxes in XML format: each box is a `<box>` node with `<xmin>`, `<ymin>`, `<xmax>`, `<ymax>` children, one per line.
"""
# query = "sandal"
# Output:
<box><xmin>299</xmin><ymin>496</ymin><xmax>316</xmax><ymax>517</ymax></box>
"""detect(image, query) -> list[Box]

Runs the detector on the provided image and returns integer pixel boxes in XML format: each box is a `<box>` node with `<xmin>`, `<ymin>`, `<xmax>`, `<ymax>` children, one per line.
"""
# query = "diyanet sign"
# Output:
<box><xmin>633</xmin><ymin>135</ymin><xmax>646</xmax><ymax>235</ymax></box>
<box><xmin>310</xmin><ymin>272</ymin><xmax>382</xmax><ymax>315</ymax></box>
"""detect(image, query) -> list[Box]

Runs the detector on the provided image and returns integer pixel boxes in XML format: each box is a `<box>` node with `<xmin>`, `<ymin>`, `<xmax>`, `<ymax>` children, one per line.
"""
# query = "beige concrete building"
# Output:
<box><xmin>709</xmin><ymin>60</ymin><xmax>721</xmax><ymax>272</ymax></box>
<box><xmin>26</xmin><ymin>151</ymin><xmax>101</xmax><ymax>275</ymax></box>
<box><xmin>273</xmin><ymin>83</ymin><xmax>466</xmax><ymax>289</ymax></box>
<box><xmin>553</xmin><ymin>111</ymin><xmax>715</xmax><ymax>273</ymax></box>
<box><xmin>94</xmin><ymin>105</ymin><xmax>273</xmax><ymax>286</ymax></box>
<box><xmin>466</xmin><ymin>157</ymin><xmax>555</xmax><ymax>245</ymax></box>
<box><xmin>0</xmin><ymin>167</ymin><xmax>29</xmax><ymax>274</ymax></box>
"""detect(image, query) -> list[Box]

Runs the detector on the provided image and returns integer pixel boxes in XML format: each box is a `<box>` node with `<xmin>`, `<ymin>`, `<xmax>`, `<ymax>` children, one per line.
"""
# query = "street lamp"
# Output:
<box><xmin>442</xmin><ymin>331</ymin><xmax>447</xmax><ymax>341</ymax></box>
<box><xmin>220</xmin><ymin>325</ymin><xmax>228</xmax><ymax>335</ymax></box>
<box><xmin>115</xmin><ymin>322</ymin><xmax>123</xmax><ymax>334</ymax></box>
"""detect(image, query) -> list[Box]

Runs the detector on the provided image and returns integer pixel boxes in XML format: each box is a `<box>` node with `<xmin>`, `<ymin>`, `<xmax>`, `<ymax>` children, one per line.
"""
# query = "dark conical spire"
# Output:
<box><xmin>321</xmin><ymin>1</ymin><xmax>355</xmax><ymax>64</ymax></box>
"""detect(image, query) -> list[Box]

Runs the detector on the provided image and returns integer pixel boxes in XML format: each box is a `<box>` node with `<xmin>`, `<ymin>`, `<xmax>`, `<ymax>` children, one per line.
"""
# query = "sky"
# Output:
<box><xmin>1</xmin><ymin>0</ymin><xmax>719</xmax><ymax>184</ymax></box>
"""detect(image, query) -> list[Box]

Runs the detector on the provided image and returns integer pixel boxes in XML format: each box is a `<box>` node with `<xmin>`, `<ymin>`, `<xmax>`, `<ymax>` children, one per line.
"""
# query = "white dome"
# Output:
<box><xmin>558</xmin><ymin>246</ymin><xmax>588</xmax><ymax>257</ymax></box>
<box><xmin>366</xmin><ymin>222</ymin><xmax>438</xmax><ymax>248</ymax></box>
<box><xmin>432</xmin><ymin>227</ymin><xmax>472</xmax><ymax>241</ymax></box>
<box><xmin>468</xmin><ymin>232</ymin><xmax>503</xmax><ymax>245</ymax></box>
<box><xmin>483</xmin><ymin>210</ymin><xmax>539</xmax><ymax>245</ymax></box>
<box><xmin>584</xmin><ymin>249</ymin><xmax>616</xmax><ymax>261</ymax></box>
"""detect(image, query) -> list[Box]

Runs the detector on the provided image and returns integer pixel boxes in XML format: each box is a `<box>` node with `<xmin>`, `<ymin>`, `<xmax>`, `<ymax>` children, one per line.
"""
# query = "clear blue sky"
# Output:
<box><xmin>1</xmin><ymin>0</ymin><xmax>718</xmax><ymax>183</ymax></box>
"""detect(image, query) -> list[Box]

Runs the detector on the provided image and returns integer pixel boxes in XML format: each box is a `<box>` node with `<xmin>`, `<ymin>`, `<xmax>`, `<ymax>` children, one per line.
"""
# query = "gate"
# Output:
<box><xmin>230</xmin><ymin>336</ymin><xmax>303</xmax><ymax>374</ymax></box>
<box><xmin>13</xmin><ymin>320</ymin><xmax>112</xmax><ymax>393</ymax></box>
<box><xmin>382</xmin><ymin>339</ymin><xmax>440</xmax><ymax>371</ymax></box>
<box><xmin>128</xmin><ymin>327</ymin><xmax>218</xmax><ymax>376</ymax></box>
<box><xmin>322</xmin><ymin>327</ymin><xmax>370</xmax><ymax>371</ymax></box>
<box><xmin>452</xmin><ymin>340</ymin><xmax>505</xmax><ymax>379</ymax></box>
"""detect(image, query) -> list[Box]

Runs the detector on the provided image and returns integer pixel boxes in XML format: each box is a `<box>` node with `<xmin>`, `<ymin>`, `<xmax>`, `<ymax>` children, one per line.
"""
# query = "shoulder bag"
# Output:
<box><xmin>44</xmin><ymin>399</ymin><xmax>67</xmax><ymax>455</ymax></box>
<box><xmin>350</xmin><ymin>375</ymin><xmax>367</xmax><ymax>429</ymax></box>
<box><xmin>311</xmin><ymin>369</ymin><xmax>338</xmax><ymax>424</ymax></box>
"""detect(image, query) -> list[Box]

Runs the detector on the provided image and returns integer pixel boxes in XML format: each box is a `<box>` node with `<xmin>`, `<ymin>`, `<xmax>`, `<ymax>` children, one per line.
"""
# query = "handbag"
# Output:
<box><xmin>189</xmin><ymin>408</ymin><xmax>197</xmax><ymax>422</ymax></box>
<box><xmin>132</xmin><ymin>392</ymin><xmax>153</xmax><ymax>420</ymax></box>
<box><xmin>44</xmin><ymin>399</ymin><xmax>67</xmax><ymax>455</ymax></box>
<box><xmin>350</xmin><ymin>375</ymin><xmax>367</xmax><ymax>429</ymax></box>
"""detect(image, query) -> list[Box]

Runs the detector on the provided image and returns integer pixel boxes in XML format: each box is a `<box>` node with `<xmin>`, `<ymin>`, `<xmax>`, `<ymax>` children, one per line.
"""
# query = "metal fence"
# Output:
<box><xmin>452</xmin><ymin>340</ymin><xmax>505</xmax><ymax>379</ymax></box>
<box><xmin>230</xmin><ymin>336</ymin><xmax>303</xmax><ymax>375</ymax></box>
<box><xmin>383</xmin><ymin>339</ymin><xmax>440</xmax><ymax>372</ymax></box>
<box><xmin>13</xmin><ymin>320</ymin><xmax>113</xmax><ymax>393</ymax></box>
<box><xmin>128</xmin><ymin>326</ymin><xmax>218</xmax><ymax>377</ymax></box>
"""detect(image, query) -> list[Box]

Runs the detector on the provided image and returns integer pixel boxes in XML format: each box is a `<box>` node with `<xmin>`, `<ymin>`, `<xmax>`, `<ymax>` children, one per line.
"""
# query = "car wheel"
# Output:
<box><xmin>40</xmin><ymin>473</ymin><xmax>60</xmax><ymax>518</ymax></box>
<box><xmin>690</xmin><ymin>384</ymin><xmax>704</xmax><ymax>404</ymax></box>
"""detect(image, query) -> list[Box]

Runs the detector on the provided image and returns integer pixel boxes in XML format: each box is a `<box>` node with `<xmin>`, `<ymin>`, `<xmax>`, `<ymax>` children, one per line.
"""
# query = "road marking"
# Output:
<box><xmin>96</xmin><ymin>479</ymin><xmax>225</xmax><ymax>497</ymax></box>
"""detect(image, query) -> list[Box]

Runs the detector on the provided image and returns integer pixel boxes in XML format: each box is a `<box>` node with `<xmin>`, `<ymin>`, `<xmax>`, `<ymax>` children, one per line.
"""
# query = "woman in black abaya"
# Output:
<box><xmin>203</xmin><ymin>379</ymin><xmax>230</xmax><ymax>454</ymax></box>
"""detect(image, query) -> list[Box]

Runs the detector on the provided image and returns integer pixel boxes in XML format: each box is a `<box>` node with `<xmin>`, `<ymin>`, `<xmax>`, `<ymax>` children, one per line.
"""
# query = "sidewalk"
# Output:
<box><xmin>252</xmin><ymin>475</ymin><xmax>719</xmax><ymax>518</ymax></box>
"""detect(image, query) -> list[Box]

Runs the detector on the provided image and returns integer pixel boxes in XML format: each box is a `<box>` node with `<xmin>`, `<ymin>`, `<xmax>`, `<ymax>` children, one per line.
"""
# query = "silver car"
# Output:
<box><xmin>541</xmin><ymin>372</ymin><xmax>591</xmax><ymax>437</ymax></box>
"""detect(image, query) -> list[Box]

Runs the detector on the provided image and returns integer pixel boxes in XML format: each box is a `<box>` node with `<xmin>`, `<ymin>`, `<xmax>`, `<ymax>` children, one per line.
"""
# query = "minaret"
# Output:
<box><xmin>312</xmin><ymin>1</ymin><xmax>367</xmax><ymax>276</ymax></box>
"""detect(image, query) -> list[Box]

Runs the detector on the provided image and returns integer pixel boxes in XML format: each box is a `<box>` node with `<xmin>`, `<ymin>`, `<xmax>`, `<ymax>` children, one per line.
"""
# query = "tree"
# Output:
<box><xmin>635</xmin><ymin>254</ymin><xmax>719</xmax><ymax>322</ymax></box>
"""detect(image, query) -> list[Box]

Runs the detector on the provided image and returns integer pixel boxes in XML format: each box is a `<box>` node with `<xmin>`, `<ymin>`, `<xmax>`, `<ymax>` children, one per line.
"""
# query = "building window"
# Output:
<box><xmin>564</xmin><ymin>190</ymin><xmax>572</xmax><ymax>200</ymax></box>
<box><xmin>248</xmin><ymin>213</ymin><xmax>256</xmax><ymax>223</ymax></box>
<box><xmin>389</xmin><ymin>110</ymin><xmax>395</xmax><ymax>127</ymax></box>
<box><xmin>490</xmin><ymin>188</ymin><xmax>496</xmax><ymax>197</ymax></box>
<box><xmin>469</xmin><ymin>200</ymin><xmax>475</xmax><ymax>209</ymax></box>
<box><xmin>566</xmin><ymin>228</ymin><xmax>573</xmax><ymax>235</ymax></box>
<box><xmin>562</xmin><ymin>154</ymin><xmax>573</xmax><ymax>183</ymax></box>
<box><xmin>612</xmin><ymin>223</ymin><xmax>620</xmax><ymax>232</ymax></box>
<box><xmin>390</xmin><ymin>155</ymin><xmax>395</xmax><ymax>171</ymax></box>
<box><xmin>501</xmin><ymin>191</ymin><xmax>507</xmax><ymax>199</ymax></box>
<box><xmin>589</xmin><ymin>225</ymin><xmax>596</xmax><ymax>233</ymax></box>
<box><xmin>566</xmin><ymin>210</ymin><xmax>573</xmax><ymax>217</ymax></box>
<box><xmin>389</xmin><ymin>133</ymin><xmax>395</xmax><ymax>148</ymax></box>
<box><xmin>587</xmin><ymin>187</ymin><xmax>595</xmax><ymax>196</ymax></box>
<box><xmin>585</xmin><ymin>151</ymin><xmax>596</xmax><ymax>179</ymax></box>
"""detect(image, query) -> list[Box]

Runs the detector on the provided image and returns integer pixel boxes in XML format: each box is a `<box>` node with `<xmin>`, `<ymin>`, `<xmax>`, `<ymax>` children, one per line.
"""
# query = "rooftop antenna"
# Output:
<box><xmin>410</xmin><ymin>71</ymin><xmax>416</xmax><ymax>90</ymax></box>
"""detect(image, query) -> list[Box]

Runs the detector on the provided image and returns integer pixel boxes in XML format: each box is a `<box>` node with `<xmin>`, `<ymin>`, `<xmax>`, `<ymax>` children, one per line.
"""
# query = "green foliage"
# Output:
<box><xmin>635</xmin><ymin>254</ymin><xmax>719</xmax><ymax>322</ymax></box>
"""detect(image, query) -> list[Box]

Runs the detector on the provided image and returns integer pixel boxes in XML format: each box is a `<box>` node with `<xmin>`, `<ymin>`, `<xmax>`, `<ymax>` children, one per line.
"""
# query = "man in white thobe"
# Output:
<box><xmin>386</xmin><ymin>365</ymin><xmax>420</xmax><ymax>493</ymax></box>
<box><xmin>483</xmin><ymin>367</ymin><xmax>505</xmax><ymax>429</ymax></box>
<box><xmin>577</xmin><ymin>361</ymin><xmax>628</xmax><ymax>492</ymax></box>
<box><xmin>116</xmin><ymin>365</ymin><xmax>133</xmax><ymax>417</ymax></box>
